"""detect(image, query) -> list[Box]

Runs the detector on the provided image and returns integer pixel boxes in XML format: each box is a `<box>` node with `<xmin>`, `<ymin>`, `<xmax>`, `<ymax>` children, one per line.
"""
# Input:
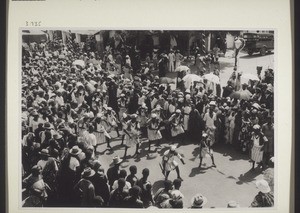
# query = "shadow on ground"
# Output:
<box><xmin>236</xmin><ymin>168</ymin><xmax>261</xmax><ymax>185</ymax></box>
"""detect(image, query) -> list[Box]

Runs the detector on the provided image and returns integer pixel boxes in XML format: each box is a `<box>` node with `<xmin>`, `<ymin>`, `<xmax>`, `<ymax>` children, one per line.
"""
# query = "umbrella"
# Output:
<box><xmin>241</xmin><ymin>73</ymin><xmax>260</xmax><ymax>84</ymax></box>
<box><xmin>229</xmin><ymin>90</ymin><xmax>252</xmax><ymax>100</ymax></box>
<box><xmin>72</xmin><ymin>60</ymin><xmax>85</xmax><ymax>68</ymax></box>
<box><xmin>175</xmin><ymin>65</ymin><xmax>190</xmax><ymax>72</ymax></box>
<box><xmin>160</xmin><ymin>77</ymin><xmax>176</xmax><ymax>84</ymax></box>
<box><xmin>203</xmin><ymin>73</ymin><xmax>220</xmax><ymax>84</ymax></box>
<box><xmin>182</xmin><ymin>74</ymin><xmax>203</xmax><ymax>89</ymax></box>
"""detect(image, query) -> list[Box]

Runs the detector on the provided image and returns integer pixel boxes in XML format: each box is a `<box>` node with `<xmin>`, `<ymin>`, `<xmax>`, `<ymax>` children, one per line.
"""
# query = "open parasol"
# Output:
<box><xmin>182</xmin><ymin>74</ymin><xmax>203</xmax><ymax>89</ymax></box>
<box><xmin>72</xmin><ymin>60</ymin><xmax>85</xmax><ymax>68</ymax></box>
<box><xmin>175</xmin><ymin>65</ymin><xmax>190</xmax><ymax>72</ymax></box>
<box><xmin>241</xmin><ymin>73</ymin><xmax>260</xmax><ymax>84</ymax></box>
<box><xmin>203</xmin><ymin>73</ymin><xmax>220</xmax><ymax>84</ymax></box>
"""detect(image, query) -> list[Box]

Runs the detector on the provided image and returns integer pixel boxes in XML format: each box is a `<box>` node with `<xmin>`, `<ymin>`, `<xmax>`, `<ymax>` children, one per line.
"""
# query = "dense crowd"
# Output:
<box><xmin>21</xmin><ymin>35</ymin><xmax>274</xmax><ymax>208</ymax></box>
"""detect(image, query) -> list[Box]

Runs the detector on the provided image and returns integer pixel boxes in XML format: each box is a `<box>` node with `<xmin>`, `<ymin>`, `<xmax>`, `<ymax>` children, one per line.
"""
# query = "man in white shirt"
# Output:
<box><xmin>168</xmin><ymin>49</ymin><xmax>175</xmax><ymax>72</ymax></box>
<box><xmin>234</xmin><ymin>36</ymin><xmax>244</xmax><ymax>67</ymax></box>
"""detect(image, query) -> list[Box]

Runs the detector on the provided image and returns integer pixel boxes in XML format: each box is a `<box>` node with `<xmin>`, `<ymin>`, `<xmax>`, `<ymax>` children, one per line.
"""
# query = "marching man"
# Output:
<box><xmin>147</xmin><ymin>113</ymin><xmax>162</xmax><ymax>153</ymax></box>
<box><xmin>105</xmin><ymin>107</ymin><xmax>120</xmax><ymax>137</ymax></box>
<box><xmin>199</xmin><ymin>132</ymin><xmax>216</xmax><ymax>169</ymax></box>
<box><xmin>168</xmin><ymin>109</ymin><xmax>185</xmax><ymax>144</ymax></box>
<box><xmin>123</xmin><ymin>114</ymin><xmax>141</xmax><ymax>159</ymax></box>
<box><xmin>161</xmin><ymin>145</ymin><xmax>185</xmax><ymax>181</ymax></box>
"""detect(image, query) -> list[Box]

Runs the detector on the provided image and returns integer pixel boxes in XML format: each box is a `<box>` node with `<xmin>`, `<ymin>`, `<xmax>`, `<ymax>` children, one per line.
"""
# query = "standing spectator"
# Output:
<box><xmin>115</xmin><ymin>51</ymin><xmax>123</xmax><ymax>74</ymax></box>
<box><xmin>126</xmin><ymin>165</ymin><xmax>138</xmax><ymax>187</ymax></box>
<box><xmin>250</xmin><ymin>179</ymin><xmax>274</xmax><ymax>207</ymax></box>
<box><xmin>262</xmin><ymin>116</ymin><xmax>274</xmax><ymax>167</ymax></box>
<box><xmin>123</xmin><ymin>185</ymin><xmax>144</xmax><ymax>208</ymax></box>
<box><xmin>153</xmin><ymin>180</ymin><xmax>173</xmax><ymax>208</ymax></box>
<box><xmin>90</xmin><ymin>160</ymin><xmax>110</xmax><ymax>206</ymax></box>
<box><xmin>175</xmin><ymin>50</ymin><xmax>183</xmax><ymax>69</ymax></box>
<box><xmin>107</xmin><ymin>156</ymin><xmax>122</xmax><ymax>190</ymax></box>
<box><xmin>23</xmin><ymin>165</ymin><xmax>49</xmax><ymax>206</ymax></box>
<box><xmin>112</xmin><ymin>169</ymin><xmax>131</xmax><ymax>190</ymax></box>
<box><xmin>73</xmin><ymin>167</ymin><xmax>101</xmax><ymax>207</ymax></box>
<box><xmin>109</xmin><ymin>178</ymin><xmax>129</xmax><ymax>208</ymax></box>
<box><xmin>250</xmin><ymin>125</ymin><xmax>267</xmax><ymax>170</ymax></box>
<box><xmin>168</xmin><ymin>49</ymin><xmax>175</xmax><ymax>72</ymax></box>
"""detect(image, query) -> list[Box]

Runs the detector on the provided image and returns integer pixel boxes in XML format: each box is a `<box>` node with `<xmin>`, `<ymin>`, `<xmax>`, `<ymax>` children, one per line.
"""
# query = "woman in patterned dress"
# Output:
<box><xmin>250</xmin><ymin>124</ymin><xmax>267</xmax><ymax>170</ymax></box>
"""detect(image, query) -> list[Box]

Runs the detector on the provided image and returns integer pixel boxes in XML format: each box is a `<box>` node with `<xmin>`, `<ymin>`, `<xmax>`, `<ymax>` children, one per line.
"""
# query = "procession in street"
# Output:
<box><xmin>21</xmin><ymin>30</ymin><xmax>275</xmax><ymax>208</ymax></box>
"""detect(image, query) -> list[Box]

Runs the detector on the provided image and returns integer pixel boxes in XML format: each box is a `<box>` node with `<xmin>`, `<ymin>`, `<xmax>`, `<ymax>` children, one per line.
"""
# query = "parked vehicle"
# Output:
<box><xmin>242</xmin><ymin>33</ymin><xmax>274</xmax><ymax>56</ymax></box>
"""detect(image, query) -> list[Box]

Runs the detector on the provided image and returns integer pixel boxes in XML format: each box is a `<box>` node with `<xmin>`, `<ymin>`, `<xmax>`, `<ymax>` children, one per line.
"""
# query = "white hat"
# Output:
<box><xmin>191</xmin><ymin>193</ymin><xmax>207</xmax><ymax>208</ymax></box>
<box><xmin>170</xmin><ymin>145</ymin><xmax>177</xmax><ymax>151</ymax></box>
<box><xmin>209</xmin><ymin>101</ymin><xmax>217</xmax><ymax>106</ymax></box>
<box><xmin>256</xmin><ymin>179</ymin><xmax>271</xmax><ymax>193</ymax></box>
<box><xmin>253</xmin><ymin>124</ymin><xmax>261</xmax><ymax>130</ymax></box>
<box><xmin>227</xmin><ymin>200</ymin><xmax>240</xmax><ymax>208</ymax></box>
<box><xmin>175</xmin><ymin>109</ymin><xmax>181</xmax><ymax>113</ymax></box>
<box><xmin>151</xmin><ymin>113</ymin><xmax>157</xmax><ymax>118</ymax></box>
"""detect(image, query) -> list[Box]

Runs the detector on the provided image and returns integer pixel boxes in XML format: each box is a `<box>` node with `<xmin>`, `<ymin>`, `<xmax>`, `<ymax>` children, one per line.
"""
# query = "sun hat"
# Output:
<box><xmin>191</xmin><ymin>193</ymin><xmax>208</xmax><ymax>208</ymax></box>
<box><xmin>227</xmin><ymin>200</ymin><xmax>240</xmax><ymax>208</ymax></box>
<box><xmin>69</xmin><ymin>145</ymin><xmax>82</xmax><ymax>156</ymax></box>
<box><xmin>112</xmin><ymin>156</ymin><xmax>122</xmax><ymax>165</ymax></box>
<box><xmin>151</xmin><ymin>113</ymin><xmax>157</xmax><ymax>119</ymax></box>
<box><xmin>53</xmin><ymin>133</ymin><xmax>63</xmax><ymax>140</ymax></box>
<box><xmin>256</xmin><ymin>179</ymin><xmax>271</xmax><ymax>193</ymax></box>
<box><xmin>131</xmin><ymin>114</ymin><xmax>138</xmax><ymax>119</ymax></box>
<box><xmin>81</xmin><ymin>167</ymin><xmax>96</xmax><ymax>178</ymax></box>
<box><xmin>202</xmin><ymin>133</ymin><xmax>208</xmax><ymax>138</ymax></box>
<box><xmin>39</xmin><ymin>149</ymin><xmax>50</xmax><ymax>156</ymax></box>
<box><xmin>171</xmin><ymin>190</ymin><xmax>183</xmax><ymax>200</ymax></box>
<box><xmin>170</xmin><ymin>145</ymin><xmax>177</xmax><ymax>151</ymax></box>
<box><xmin>43</xmin><ymin>122</ymin><xmax>52</xmax><ymax>130</ymax></box>
<box><xmin>209</xmin><ymin>101</ymin><xmax>217</xmax><ymax>106</ymax></box>
<box><xmin>253</xmin><ymin>124</ymin><xmax>261</xmax><ymax>130</ymax></box>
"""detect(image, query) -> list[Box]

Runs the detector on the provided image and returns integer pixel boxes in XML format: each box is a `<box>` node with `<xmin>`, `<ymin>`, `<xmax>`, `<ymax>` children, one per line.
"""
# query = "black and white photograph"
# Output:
<box><xmin>20</xmin><ymin>29</ymin><xmax>275</xmax><ymax>209</ymax></box>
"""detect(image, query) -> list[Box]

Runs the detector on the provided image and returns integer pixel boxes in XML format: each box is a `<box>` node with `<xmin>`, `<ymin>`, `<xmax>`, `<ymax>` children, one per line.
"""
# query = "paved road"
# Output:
<box><xmin>95</xmin><ymin>133</ymin><xmax>266</xmax><ymax>208</ymax></box>
<box><xmin>95</xmin><ymin>52</ymin><xmax>274</xmax><ymax>208</ymax></box>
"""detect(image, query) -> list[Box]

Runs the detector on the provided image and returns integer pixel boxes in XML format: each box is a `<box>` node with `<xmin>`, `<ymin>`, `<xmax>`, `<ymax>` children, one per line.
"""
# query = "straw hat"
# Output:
<box><xmin>81</xmin><ymin>167</ymin><xmax>96</xmax><ymax>178</ymax></box>
<box><xmin>256</xmin><ymin>179</ymin><xmax>271</xmax><ymax>193</ymax></box>
<box><xmin>191</xmin><ymin>193</ymin><xmax>207</xmax><ymax>208</ymax></box>
<box><xmin>112</xmin><ymin>156</ymin><xmax>122</xmax><ymax>165</ymax></box>
<box><xmin>170</xmin><ymin>145</ymin><xmax>177</xmax><ymax>151</ymax></box>
<box><xmin>39</xmin><ymin>149</ymin><xmax>50</xmax><ymax>157</ymax></box>
<box><xmin>227</xmin><ymin>200</ymin><xmax>240</xmax><ymax>208</ymax></box>
<box><xmin>69</xmin><ymin>145</ymin><xmax>82</xmax><ymax>156</ymax></box>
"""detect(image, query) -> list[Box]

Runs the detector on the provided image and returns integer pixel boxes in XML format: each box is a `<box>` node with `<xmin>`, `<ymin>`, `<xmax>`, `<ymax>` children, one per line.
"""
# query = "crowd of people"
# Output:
<box><xmin>21</xmin><ymin>34</ymin><xmax>274</xmax><ymax>208</ymax></box>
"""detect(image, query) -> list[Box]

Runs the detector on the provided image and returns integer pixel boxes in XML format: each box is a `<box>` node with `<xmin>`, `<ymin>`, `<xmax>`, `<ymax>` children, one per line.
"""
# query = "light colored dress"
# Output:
<box><xmin>124</xmin><ymin>121</ymin><xmax>140</xmax><ymax>147</ymax></box>
<box><xmin>94</xmin><ymin>122</ymin><xmax>110</xmax><ymax>145</ymax></box>
<box><xmin>169</xmin><ymin>114</ymin><xmax>185</xmax><ymax>137</ymax></box>
<box><xmin>162</xmin><ymin>150</ymin><xmax>182</xmax><ymax>172</ymax></box>
<box><xmin>147</xmin><ymin>120</ymin><xmax>162</xmax><ymax>141</ymax></box>
<box><xmin>183</xmin><ymin>105</ymin><xmax>191</xmax><ymax>131</ymax></box>
<box><xmin>251</xmin><ymin>134</ymin><xmax>263</xmax><ymax>163</ymax></box>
